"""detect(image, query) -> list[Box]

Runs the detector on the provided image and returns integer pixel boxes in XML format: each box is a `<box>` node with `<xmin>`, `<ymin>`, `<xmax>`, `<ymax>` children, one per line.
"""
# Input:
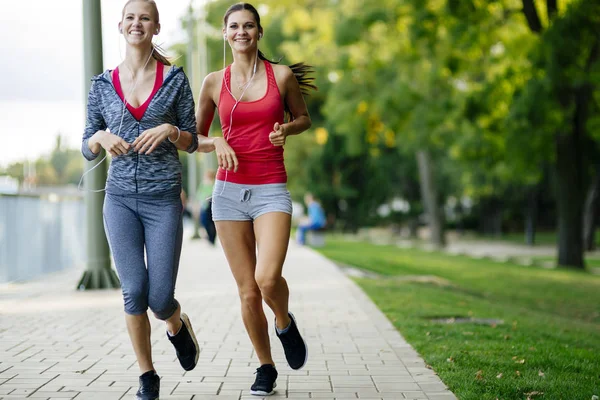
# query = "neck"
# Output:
<box><xmin>123</xmin><ymin>45</ymin><xmax>156</xmax><ymax>77</ymax></box>
<box><xmin>231</xmin><ymin>50</ymin><xmax>260</xmax><ymax>79</ymax></box>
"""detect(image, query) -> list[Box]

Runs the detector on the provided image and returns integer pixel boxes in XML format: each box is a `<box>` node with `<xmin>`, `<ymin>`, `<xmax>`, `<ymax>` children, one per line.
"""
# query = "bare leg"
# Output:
<box><xmin>216</xmin><ymin>220</ymin><xmax>274</xmax><ymax>366</ymax></box>
<box><xmin>125</xmin><ymin>313</ymin><xmax>154</xmax><ymax>373</ymax></box>
<box><xmin>253</xmin><ymin>212</ymin><xmax>292</xmax><ymax>330</ymax></box>
<box><xmin>163</xmin><ymin>303</ymin><xmax>183</xmax><ymax>336</ymax></box>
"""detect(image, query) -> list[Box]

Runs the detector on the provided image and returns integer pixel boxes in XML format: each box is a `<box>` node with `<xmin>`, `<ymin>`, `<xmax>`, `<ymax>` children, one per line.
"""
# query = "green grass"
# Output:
<box><xmin>466</xmin><ymin>230</ymin><xmax>600</xmax><ymax>248</ymax></box>
<box><xmin>530</xmin><ymin>256</ymin><xmax>600</xmax><ymax>269</ymax></box>
<box><xmin>464</xmin><ymin>231</ymin><xmax>557</xmax><ymax>246</ymax></box>
<box><xmin>315</xmin><ymin>237</ymin><xmax>600</xmax><ymax>400</ymax></box>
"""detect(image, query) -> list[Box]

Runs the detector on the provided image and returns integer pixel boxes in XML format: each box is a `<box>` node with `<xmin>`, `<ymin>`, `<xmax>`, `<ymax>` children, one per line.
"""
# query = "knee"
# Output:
<box><xmin>255</xmin><ymin>273</ymin><xmax>280</xmax><ymax>298</ymax></box>
<box><xmin>238</xmin><ymin>286</ymin><xmax>262</xmax><ymax>308</ymax></box>
<box><xmin>122</xmin><ymin>286</ymin><xmax>148</xmax><ymax>315</ymax></box>
<box><xmin>148</xmin><ymin>294</ymin><xmax>178</xmax><ymax>321</ymax></box>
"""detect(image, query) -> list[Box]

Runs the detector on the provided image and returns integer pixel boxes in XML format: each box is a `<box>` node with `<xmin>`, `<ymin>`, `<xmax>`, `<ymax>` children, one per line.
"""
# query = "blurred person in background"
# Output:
<box><xmin>296</xmin><ymin>192</ymin><xmax>326</xmax><ymax>246</ymax></box>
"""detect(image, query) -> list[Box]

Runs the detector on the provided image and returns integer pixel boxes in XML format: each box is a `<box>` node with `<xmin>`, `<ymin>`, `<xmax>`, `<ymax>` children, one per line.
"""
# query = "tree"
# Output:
<box><xmin>513</xmin><ymin>0</ymin><xmax>600</xmax><ymax>268</ymax></box>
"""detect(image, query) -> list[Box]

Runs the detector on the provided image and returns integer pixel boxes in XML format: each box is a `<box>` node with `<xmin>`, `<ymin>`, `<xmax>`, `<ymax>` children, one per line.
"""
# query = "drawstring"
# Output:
<box><xmin>240</xmin><ymin>188</ymin><xmax>251</xmax><ymax>202</ymax></box>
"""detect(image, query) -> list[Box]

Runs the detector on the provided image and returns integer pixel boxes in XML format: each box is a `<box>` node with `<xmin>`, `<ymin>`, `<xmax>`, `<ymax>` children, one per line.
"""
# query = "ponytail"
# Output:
<box><xmin>288</xmin><ymin>62</ymin><xmax>317</xmax><ymax>96</ymax></box>
<box><xmin>152</xmin><ymin>43</ymin><xmax>171</xmax><ymax>66</ymax></box>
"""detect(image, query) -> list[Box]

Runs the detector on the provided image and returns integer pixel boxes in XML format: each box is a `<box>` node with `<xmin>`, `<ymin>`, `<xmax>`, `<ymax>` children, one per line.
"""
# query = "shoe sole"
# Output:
<box><xmin>286</xmin><ymin>312</ymin><xmax>308</xmax><ymax>370</ymax></box>
<box><xmin>250</xmin><ymin>382</ymin><xmax>276</xmax><ymax>396</ymax></box>
<box><xmin>180</xmin><ymin>313</ymin><xmax>200</xmax><ymax>371</ymax></box>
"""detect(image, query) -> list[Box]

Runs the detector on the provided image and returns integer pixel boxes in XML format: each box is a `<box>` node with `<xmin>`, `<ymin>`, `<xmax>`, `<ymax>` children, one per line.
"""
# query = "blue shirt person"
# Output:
<box><xmin>296</xmin><ymin>193</ymin><xmax>326</xmax><ymax>245</ymax></box>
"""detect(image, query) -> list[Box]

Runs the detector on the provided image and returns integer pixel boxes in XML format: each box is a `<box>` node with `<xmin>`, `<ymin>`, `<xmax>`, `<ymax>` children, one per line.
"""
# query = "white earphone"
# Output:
<box><xmin>214</xmin><ymin>38</ymin><xmax>260</xmax><ymax>199</ymax></box>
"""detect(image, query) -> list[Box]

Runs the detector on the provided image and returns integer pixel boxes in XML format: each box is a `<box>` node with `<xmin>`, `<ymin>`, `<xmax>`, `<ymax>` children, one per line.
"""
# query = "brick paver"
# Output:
<box><xmin>0</xmin><ymin>238</ymin><xmax>457</xmax><ymax>400</ymax></box>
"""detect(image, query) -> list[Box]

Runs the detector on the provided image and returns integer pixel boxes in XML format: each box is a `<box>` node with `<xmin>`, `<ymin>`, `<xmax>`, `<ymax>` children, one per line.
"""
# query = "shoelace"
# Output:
<box><xmin>139</xmin><ymin>377</ymin><xmax>158</xmax><ymax>393</ymax></box>
<box><xmin>254</xmin><ymin>367</ymin><xmax>274</xmax><ymax>386</ymax></box>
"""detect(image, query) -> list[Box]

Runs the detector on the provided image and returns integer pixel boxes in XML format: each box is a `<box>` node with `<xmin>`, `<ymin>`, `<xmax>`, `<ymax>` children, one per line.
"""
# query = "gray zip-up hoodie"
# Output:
<box><xmin>82</xmin><ymin>66</ymin><xmax>198</xmax><ymax>196</ymax></box>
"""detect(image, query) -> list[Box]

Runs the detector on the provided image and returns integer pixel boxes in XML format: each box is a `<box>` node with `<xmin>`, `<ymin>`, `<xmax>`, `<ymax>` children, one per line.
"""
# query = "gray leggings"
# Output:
<box><xmin>103</xmin><ymin>192</ymin><xmax>183</xmax><ymax>320</ymax></box>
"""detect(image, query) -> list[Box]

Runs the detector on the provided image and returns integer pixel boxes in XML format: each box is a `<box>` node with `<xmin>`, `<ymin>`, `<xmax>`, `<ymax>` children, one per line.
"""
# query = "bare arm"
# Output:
<box><xmin>196</xmin><ymin>72</ymin><xmax>239</xmax><ymax>172</ymax></box>
<box><xmin>282</xmin><ymin>66</ymin><xmax>312</xmax><ymax>135</ymax></box>
<box><xmin>167</xmin><ymin>126</ymin><xmax>195</xmax><ymax>153</ymax></box>
<box><xmin>269</xmin><ymin>66</ymin><xmax>312</xmax><ymax>146</ymax></box>
<box><xmin>196</xmin><ymin>73</ymin><xmax>218</xmax><ymax>153</ymax></box>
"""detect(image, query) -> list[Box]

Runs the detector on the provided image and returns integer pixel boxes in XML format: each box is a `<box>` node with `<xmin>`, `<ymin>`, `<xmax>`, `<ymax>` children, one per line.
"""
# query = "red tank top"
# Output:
<box><xmin>217</xmin><ymin>60</ymin><xmax>286</xmax><ymax>184</ymax></box>
<box><xmin>113</xmin><ymin>61</ymin><xmax>164</xmax><ymax>121</ymax></box>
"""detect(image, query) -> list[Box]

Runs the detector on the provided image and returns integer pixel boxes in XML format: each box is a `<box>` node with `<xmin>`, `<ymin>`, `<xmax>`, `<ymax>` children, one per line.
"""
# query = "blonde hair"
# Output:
<box><xmin>122</xmin><ymin>0</ymin><xmax>171</xmax><ymax>66</ymax></box>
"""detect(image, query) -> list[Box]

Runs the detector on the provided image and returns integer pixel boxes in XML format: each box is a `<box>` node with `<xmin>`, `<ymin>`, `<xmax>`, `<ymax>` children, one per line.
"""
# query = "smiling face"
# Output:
<box><xmin>224</xmin><ymin>10</ymin><xmax>261</xmax><ymax>54</ymax></box>
<box><xmin>119</xmin><ymin>0</ymin><xmax>160</xmax><ymax>46</ymax></box>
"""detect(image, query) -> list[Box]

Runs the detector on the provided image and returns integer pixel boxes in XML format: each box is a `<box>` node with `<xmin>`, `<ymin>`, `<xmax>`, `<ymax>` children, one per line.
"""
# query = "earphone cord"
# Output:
<box><xmin>78</xmin><ymin>48</ymin><xmax>155</xmax><ymax>193</ymax></box>
<box><xmin>215</xmin><ymin>45</ymin><xmax>259</xmax><ymax>199</ymax></box>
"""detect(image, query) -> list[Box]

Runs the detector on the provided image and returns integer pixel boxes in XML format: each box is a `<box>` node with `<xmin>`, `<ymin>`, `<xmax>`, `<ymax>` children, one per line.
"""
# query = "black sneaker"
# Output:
<box><xmin>250</xmin><ymin>364</ymin><xmax>278</xmax><ymax>396</ymax></box>
<box><xmin>167</xmin><ymin>313</ymin><xmax>199</xmax><ymax>371</ymax></box>
<box><xmin>275</xmin><ymin>312</ymin><xmax>308</xmax><ymax>370</ymax></box>
<box><xmin>136</xmin><ymin>370</ymin><xmax>159</xmax><ymax>400</ymax></box>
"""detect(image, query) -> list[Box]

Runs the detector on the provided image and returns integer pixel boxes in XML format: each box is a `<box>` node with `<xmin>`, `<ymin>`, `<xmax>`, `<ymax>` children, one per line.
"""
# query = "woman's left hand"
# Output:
<box><xmin>133</xmin><ymin>124</ymin><xmax>175</xmax><ymax>154</ymax></box>
<box><xmin>269</xmin><ymin>122</ymin><xmax>287</xmax><ymax>147</ymax></box>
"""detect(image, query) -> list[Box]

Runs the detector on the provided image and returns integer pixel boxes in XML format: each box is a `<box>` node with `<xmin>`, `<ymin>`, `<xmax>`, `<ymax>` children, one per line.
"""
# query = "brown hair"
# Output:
<box><xmin>122</xmin><ymin>0</ymin><xmax>171</xmax><ymax>66</ymax></box>
<box><xmin>223</xmin><ymin>3</ymin><xmax>317</xmax><ymax>119</ymax></box>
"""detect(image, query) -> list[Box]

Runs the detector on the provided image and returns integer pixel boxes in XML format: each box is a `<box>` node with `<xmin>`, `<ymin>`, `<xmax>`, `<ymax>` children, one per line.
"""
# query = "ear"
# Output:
<box><xmin>118</xmin><ymin>22</ymin><xmax>123</xmax><ymax>34</ymax></box>
<box><xmin>155</xmin><ymin>23</ymin><xmax>161</xmax><ymax>35</ymax></box>
<box><xmin>222</xmin><ymin>29</ymin><xmax>227</xmax><ymax>40</ymax></box>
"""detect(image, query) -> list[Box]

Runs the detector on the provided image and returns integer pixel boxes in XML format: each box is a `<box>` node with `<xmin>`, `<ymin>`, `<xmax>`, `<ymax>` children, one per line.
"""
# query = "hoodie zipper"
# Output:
<box><xmin>95</xmin><ymin>66</ymin><xmax>184</xmax><ymax>194</ymax></box>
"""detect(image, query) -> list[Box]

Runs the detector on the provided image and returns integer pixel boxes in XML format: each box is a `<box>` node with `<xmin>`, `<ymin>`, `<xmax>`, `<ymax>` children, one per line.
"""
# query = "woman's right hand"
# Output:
<box><xmin>213</xmin><ymin>137</ymin><xmax>238</xmax><ymax>172</ymax></box>
<box><xmin>93</xmin><ymin>130</ymin><xmax>131</xmax><ymax>157</ymax></box>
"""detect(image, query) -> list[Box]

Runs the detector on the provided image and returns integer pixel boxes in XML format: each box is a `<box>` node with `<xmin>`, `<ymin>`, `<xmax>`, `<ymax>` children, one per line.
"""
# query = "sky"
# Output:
<box><xmin>0</xmin><ymin>0</ymin><xmax>193</xmax><ymax>167</ymax></box>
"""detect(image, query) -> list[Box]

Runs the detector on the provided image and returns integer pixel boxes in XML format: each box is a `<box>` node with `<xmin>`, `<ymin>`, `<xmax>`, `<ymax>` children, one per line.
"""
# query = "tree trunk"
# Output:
<box><xmin>520</xmin><ymin>3</ymin><xmax>597</xmax><ymax>268</ymax></box>
<box><xmin>416</xmin><ymin>150</ymin><xmax>445</xmax><ymax>247</ymax></box>
<box><xmin>556</xmin><ymin>41</ymin><xmax>597</xmax><ymax>265</ymax></box>
<box><xmin>555</xmin><ymin>131</ymin><xmax>584</xmax><ymax>268</ymax></box>
<box><xmin>521</xmin><ymin>0</ymin><xmax>543</xmax><ymax>33</ymax></box>
<box><xmin>408</xmin><ymin>217</ymin><xmax>419</xmax><ymax>238</ymax></box>
<box><xmin>555</xmin><ymin>84</ymin><xmax>589</xmax><ymax>267</ymax></box>
<box><xmin>583</xmin><ymin>165</ymin><xmax>600</xmax><ymax>251</ymax></box>
<box><xmin>492</xmin><ymin>204</ymin><xmax>503</xmax><ymax>237</ymax></box>
<box><xmin>525</xmin><ymin>187</ymin><xmax>538</xmax><ymax>246</ymax></box>
<box><xmin>546</xmin><ymin>0</ymin><xmax>557</xmax><ymax>19</ymax></box>
<box><xmin>479</xmin><ymin>198</ymin><xmax>502</xmax><ymax>237</ymax></box>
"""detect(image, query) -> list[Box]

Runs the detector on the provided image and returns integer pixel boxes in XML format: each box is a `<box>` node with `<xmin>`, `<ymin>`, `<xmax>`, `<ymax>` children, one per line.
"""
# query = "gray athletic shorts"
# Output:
<box><xmin>211</xmin><ymin>180</ymin><xmax>292</xmax><ymax>221</ymax></box>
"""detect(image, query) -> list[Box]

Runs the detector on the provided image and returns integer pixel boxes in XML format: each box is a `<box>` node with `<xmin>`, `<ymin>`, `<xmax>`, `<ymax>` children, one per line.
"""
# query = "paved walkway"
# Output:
<box><xmin>0</xmin><ymin>238</ymin><xmax>457</xmax><ymax>400</ymax></box>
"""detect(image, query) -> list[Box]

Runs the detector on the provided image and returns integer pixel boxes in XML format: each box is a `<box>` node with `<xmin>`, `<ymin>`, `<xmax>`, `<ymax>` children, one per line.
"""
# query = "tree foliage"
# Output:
<box><xmin>168</xmin><ymin>0</ymin><xmax>600</xmax><ymax>249</ymax></box>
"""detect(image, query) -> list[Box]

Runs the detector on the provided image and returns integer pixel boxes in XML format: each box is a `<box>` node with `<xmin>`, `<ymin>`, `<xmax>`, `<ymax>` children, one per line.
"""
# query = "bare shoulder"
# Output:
<box><xmin>201</xmin><ymin>70</ymin><xmax>226</xmax><ymax>105</ymax></box>
<box><xmin>271</xmin><ymin>63</ymin><xmax>294</xmax><ymax>82</ymax></box>
<box><xmin>204</xmin><ymin>70</ymin><xmax>225</xmax><ymax>88</ymax></box>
